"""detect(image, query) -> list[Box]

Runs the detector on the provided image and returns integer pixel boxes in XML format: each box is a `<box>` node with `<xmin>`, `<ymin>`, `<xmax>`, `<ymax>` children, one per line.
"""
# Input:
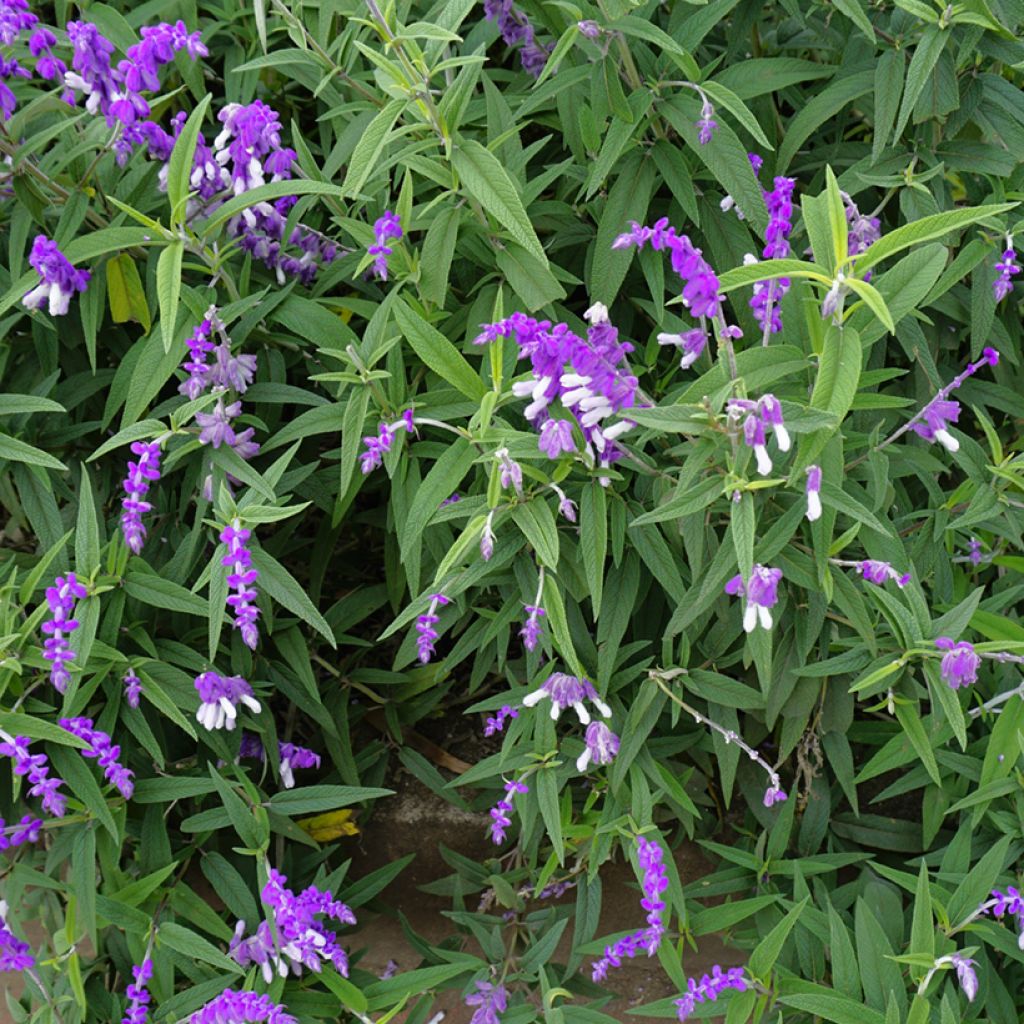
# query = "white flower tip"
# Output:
<box><xmin>806</xmin><ymin>493</ymin><xmax>822</xmax><ymax>522</ymax></box>
<box><xmin>935</xmin><ymin>429</ymin><xmax>960</xmax><ymax>452</ymax></box>
<box><xmin>758</xmin><ymin>605</ymin><xmax>773</xmax><ymax>630</ymax></box>
<box><xmin>584</xmin><ymin>301</ymin><xmax>609</xmax><ymax>323</ymax></box>
<box><xmin>521</xmin><ymin>690</ymin><xmax>544</xmax><ymax>708</ymax></box>
<box><xmin>656</xmin><ymin>332</ymin><xmax>681</xmax><ymax>346</ymax></box>
<box><xmin>755</xmin><ymin>445</ymin><xmax>773</xmax><ymax>476</ymax></box>
<box><xmin>576</xmin><ymin>750</ymin><xmax>591</xmax><ymax>772</ymax></box>
<box><xmin>774</xmin><ymin>425</ymin><xmax>791</xmax><ymax>452</ymax></box>
<box><xmin>575</xmin><ymin>703</ymin><xmax>591</xmax><ymax>725</ymax></box>
<box><xmin>743</xmin><ymin>604</ymin><xmax>757</xmax><ymax>633</ymax></box>
<box><xmin>742</xmin><ymin>253</ymin><xmax>758</xmax><ymax>265</ymax></box>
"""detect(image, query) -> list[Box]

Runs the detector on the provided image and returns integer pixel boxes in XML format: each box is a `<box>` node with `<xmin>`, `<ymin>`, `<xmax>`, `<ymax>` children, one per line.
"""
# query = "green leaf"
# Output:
<box><xmin>75</xmin><ymin>465</ymin><xmax>100</xmax><ymax>575</ymax></box>
<box><xmin>0</xmin><ymin>433</ymin><xmax>67</xmax><ymax>471</ymax></box>
<box><xmin>495</xmin><ymin>244</ymin><xmax>566</xmax><ymax>312</ymax></box>
<box><xmin>269</xmin><ymin>784</ymin><xmax>394</xmax><ymax>815</ymax></box>
<box><xmin>343</xmin><ymin>99</ymin><xmax>406</xmax><ymax>198</ymax></box>
<box><xmin>748</xmin><ymin>897</ymin><xmax>808</xmax><ymax>976</ymax></box>
<box><xmin>945</xmin><ymin>834</ymin><xmax>1011</xmax><ymax>927</ymax></box>
<box><xmin>718</xmin><ymin>258</ymin><xmax>826</xmax><ymax>292</ymax></box>
<box><xmin>251</xmin><ymin>548</ymin><xmax>337</xmax><ymax>647</ymax></box>
<box><xmin>893</xmin><ymin>703</ymin><xmax>941</xmax><ymax>785</ymax></box>
<box><xmin>157</xmin><ymin>242</ymin><xmax>184</xmax><ymax>353</ymax></box>
<box><xmin>452</xmin><ymin>139</ymin><xmax>547</xmax><ymax>264</ymax></box>
<box><xmin>106</xmin><ymin>253</ymin><xmax>151</xmax><ymax>331</ymax></box>
<box><xmin>167</xmin><ymin>96</ymin><xmax>212</xmax><ymax>222</ymax></box>
<box><xmin>125</xmin><ymin>570</ymin><xmax>209</xmax><ymax>616</ymax></box>
<box><xmin>393</xmin><ymin>299</ymin><xmax>485</xmax><ymax>401</ymax></box>
<box><xmin>511</xmin><ymin>501</ymin><xmax>560</xmax><ymax>568</ymax></box>
<box><xmin>610</xmin><ymin>685</ymin><xmax>666</xmax><ymax>791</ymax></box>
<box><xmin>200</xmin><ymin>181</ymin><xmax>347</xmax><ymax>234</ymax></box>
<box><xmin>580</xmin><ymin>483</ymin><xmax>606</xmax><ymax>619</ymax></box>
<box><xmin>536</xmin><ymin>767</ymin><xmax>564</xmax><ymax>864</ymax></box>
<box><xmin>157</xmin><ymin>921</ymin><xmax>244</xmax><ymax>975</ymax></box>
<box><xmin>872</xmin><ymin>50</ymin><xmax>905</xmax><ymax>162</ymax></box>
<box><xmin>824</xmin><ymin>167</ymin><xmax>850</xmax><ymax>269</ymax></box>
<box><xmin>419</xmin><ymin>207</ymin><xmax>461</xmax><ymax>307</ymax></box>
<box><xmin>700</xmin><ymin>80</ymin><xmax>773</xmax><ymax>150</ymax></box>
<box><xmin>809</xmin><ymin>325</ymin><xmax>861</xmax><ymax>425</ymax></box>
<box><xmin>778</xmin><ymin>989</ymin><xmax>886</xmax><ymax>1024</ymax></box>
<box><xmin>894</xmin><ymin>26</ymin><xmax>947</xmax><ymax>140</ymax></box>
<box><xmin>845</xmin><ymin>277</ymin><xmax>896</xmax><ymax>333</ymax></box>
<box><xmin>910</xmin><ymin>862</ymin><xmax>934</xmax><ymax>960</ymax></box>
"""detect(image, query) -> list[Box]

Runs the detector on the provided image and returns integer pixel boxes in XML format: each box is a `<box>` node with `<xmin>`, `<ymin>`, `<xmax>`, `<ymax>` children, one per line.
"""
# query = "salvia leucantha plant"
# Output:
<box><xmin>0</xmin><ymin>0</ymin><xmax>1023</xmax><ymax>1021</ymax></box>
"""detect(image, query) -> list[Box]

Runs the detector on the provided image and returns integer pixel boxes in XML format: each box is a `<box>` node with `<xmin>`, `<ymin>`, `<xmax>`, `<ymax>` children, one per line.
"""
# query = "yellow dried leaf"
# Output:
<box><xmin>298</xmin><ymin>808</ymin><xmax>359</xmax><ymax>841</ymax></box>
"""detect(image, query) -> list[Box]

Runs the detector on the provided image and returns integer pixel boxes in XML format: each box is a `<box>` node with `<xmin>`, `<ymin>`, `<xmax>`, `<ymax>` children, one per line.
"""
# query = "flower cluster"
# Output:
<box><xmin>221</xmin><ymin>519</ymin><xmax>261</xmax><ymax>650</ymax></box>
<box><xmin>0</xmin><ymin>730</ymin><xmax>67</xmax><ymax>816</ymax></box>
<box><xmin>727</xmin><ymin>395</ymin><xmax>790</xmax><ymax>475</ymax></box>
<box><xmin>488</xmin><ymin>777</ymin><xmax>528</xmax><ymax>844</ymax></box>
<box><xmin>576</xmin><ymin>721</ymin><xmax>620</xmax><ymax>772</ymax></box>
<box><xmin>180</xmin><ymin>312</ymin><xmax>219</xmax><ymax>400</ymax></box>
<box><xmin>238</xmin><ymin>734</ymin><xmax>321</xmax><ymax>789</ymax></box>
<box><xmin>936</xmin><ymin>637</ymin><xmax>980</xmax><ymax>690</ymax></box>
<box><xmin>989</xmin><ymin>887</ymin><xmax>1024</xmax><ymax>948</ymax></box>
<box><xmin>910</xmin><ymin>347</ymin><xmax>998</xmax><ymax>453</ymax></box>
<box><xmin>368</xmin><ymin>211</ymin><xmax>402</xmax><ymax>280</ymax></box>
<box><xmin>189</xmin><ymin>990</ymin><xmax>296</xmax><ymax>1024</ymax></box>
<box><xmin>466</xmin><ymin>980</ymin><xmax>508</xmax><ymax>1024</ymax></box>
<box><xmin>254</xmin><ymin>868</ymin><xmax>356</xmax><ymax>976</ymax></box>
<box><xmin>725</xmin><ymin>565</ymin><xmax>784</xmax><ymax>632</ymax></box>
<box><xmin>59</xmin><ymin>717</ymin><xmax>135</xmax><ymax>799</ymax></box>
<box><xmin>474</xmin><ymin>305</ymin><xmax>639</xmax><ymax>476</ymax></box>
<box><xmin>0</xmin><ymin>55</ymin><xmax>29</xmax><ymax>120</ymax></box>
<box><xmin>591</xmin><ymin>835</ymin><xmax>668</xmax><ymax>980</ymax></box>
<box><xmin>41</xmin><ymin>572</ymin><xmax>87</xmax><ymax>693</ymax></box>
<box><xmin>749</xmin><ymin>175</ymin><xmax>796</xmax><ymax>333</ymax></box>
<box><xmin>22</xmin><ymin>235</ymin><xmax>90</xmax><ymax>317</ymax></box>
<box><xmin>416</xmin><ymin>593</ymin><xmax>450</xmax><ymax>664</ymax></box>
<box><xmin>483</xmin><ymin>705</ymin><xmax>518</xmax><ymax>736</ymax></box>
<box><xmin>123</xmin><ymin>670</ymin><xmax>143</xmax><ymax>709</ymax></box>
<box><xmin>675</xmin><ymin>966</ymin><xmax>749</xmax><ymax>1021</ymax></box>
<box><xmin>120</xmin><ymin>440</ymin><xmax>163</xmax><ymax>554</ymax></box>
<box><xmin>360</xmin><ymin>410</ymin><xmax>415</xmax><ymax>474</ymax></box>
<box><xmin>993</xmin><ymin>243</ymin><xmax>1019</xmax><ymax>302</ymax></box>
<box><xmin>0</xmin><ymin>815</ymin><xmax>43</xmax><ymax>851</ymax></box>
<box><xmin>0</xmin><ymin>0</ymin><xmax>35</xmax><ymax>46</ymax></box>
<box><xmin>0</xmin><ymin>900</ymin><xmax>33</xmax><ymax>972</ymax></box>
<box><xmin>522</xmin><ymin>671</ymin><xmax>612</xmax><ymax>723</ymax></box>
<box><xmin>483</xmin><ymin>0</ymin><xmax>551</xmax><ymax>76</ymax></box>
<box><xmin>195</xmin><ymin>671</ymin><xmax>262</xmax><ymax>731</ymax></box>
<box><xmin>122</xmin><ymin>959</ymin><xmax>154</xmax><ymax>1024</ymax></box>
<box><xmin>844</xmin><ymin>193</ymin><xmax>882</xmax><ymax>256</ymax></box>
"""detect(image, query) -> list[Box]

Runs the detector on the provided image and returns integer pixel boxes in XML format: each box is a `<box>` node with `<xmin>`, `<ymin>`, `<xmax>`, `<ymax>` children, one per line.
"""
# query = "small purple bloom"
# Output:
<box><xmin>189</xmin><ymin>989</ymin><xmax>297</xmax><ymax>1024</ymax></box>
<box><xmin>488</xmin><ymin>777</ymin><xmax>528</xmax><ymax>844</ymax></box>
<box><xmin>466</xmin><ymin>980</ymin><xmax>508</xmax><ymax>1024</ymax></box>
<box><xmin>0</xmin><ymin>900</ymin><xmax>34</xmax><ymax>972</ymax></box>
<box><xmin>122</xmin><ymin>959</ymin><xmax>154</xmax><ymax>1024</ymax></box>
<box><xmin>763</xmin><ymin>779</ymin><xmax>787</xmax><ymax>807</ymax></box>
<box><xmin>806</xmin><ymin>465</ymin><xmax>822</xmax><ymax>522</ymax></box>
<box><xmin>360</xmin><ymin>411</ymin><xmax>414</xmax><ymax>473</ymax></box>
<box><xmin>495</xmin><ymin>447</ymin><xmax>524</xmax><ymax>494</ymax></box>
<box><xmin>41</xmin><ymin>572</ymin><xmax>88</xmax><ymax>693</ymax></box>
<box><xmin>121</xmin><ymin>440</ymin><xmax>163</xmax><ymax>554</ymax></box>
<box><xmin>935</xmin><ymin>637</ymin><xmax>980</xmax><ymax>690</ymax></box>
<box><xmin>859</xmin><ymin>560</ymin><xmax>911</xmax><ymax>588</ymax></box>
<box><xmin>58</xmin><ymin>717</ymin><xmax>134</xmax><ymax>799</ymax></box>
<box><xmin>194</xmin><ymin>671</ymin><xmax>261</xmax><ymax>731</ymax></box>
<box><xmin>577</xmin><ymin>721</ymin><xmax>620</xmax><ymax>772</ymax></box>
<box><xmin>0</xmin><ymin>1</ymin><xmax>36</xmax><ymax>46</ymax></box>
<box><xmin>416</xmin><ymin>593</ymin><xmax>450</xmax><ymax>664</ymax></box>
<box><xmin>577</xmin><ymin>20</ymin><xmax>601</xmax><ymax>38</ymax></box>
<box><xmin>520</xmin><ymin>604</ymin><xmax>545</xmax><ymax>652</ymax></box>
<box><xmin>484</xmin><ymin>705</ymin><xmax>518</xmax><ymax>737</ymax></box>
<box><xmin>0</xmin><ymin>815</ymin><xmax>43</xmax><ymax>852</ymax></box>
<box><xmin>967</xmin><ymin>538</ymin><xmax>983</xmax><ymax>566</ymax></box>
<box><xmin>845</xmin><ymin>195</ymin><xmax>882</xmax><ymax>256</ymax></box>
<box><xmin>538</xmin><ymin>418</ymin><xmax>576</xmax><ymax>458</ymax></box>
<box><xmin>657</xmin><ymin>328</ymin><xmax>707</xmax><ymax>370</ymax></box>
<box><xmin>727</xmin><ymin>394</ymin><xmax>789</xmax><ymax>475</ymax></box>
<box><xmin>123</xmin><ymin>670</ymin><xmax>143</xmax><ymax>709</ymax></box>
<box><xmin>22</xmin><ymin>235</ymin><xmax>90</xmax><ymax>317</ymax></box>
<box><xmin>481</xmin><ymin>511</ymin><xmax>497</xmax><ymax>561</ymax></box>
<box><xmin>725</xmin><ymin>565</ymin><xmax>783</xmax><ymax>633</ymax></box>
<box><xmin>0</xmin><ymin>730</ymin><xmax>67</xmax><ymax>817</ymax></box>
<box><xmin>221</xmin><ymin>519</ymin><xmax>260</xmax><ymax>650</ymax></box>
<box><xmin>278</xmin><ymin>742</ymin><xmax>321</xmax><ymax>789</ymax></box>
<box><xmin>989</xmin><ymin>887</ymin><xmax>1024</xmax><ymax>949</ymax></box>
<box><xmin>484</xmin><ymin>0</ymin><xmax>552</xmax><ymax>77</ymax></box>
<box><xmin>675</xmin><ymin>965</ymin><xmax>749</xmax><ymax>1021</ymax></box>
<box><xmin>521</xmin><ymin>671</ymin><xmax>611</xmax><ymax>723</ymax></box>
<box><xmin>950</xmin><ymin>952</ymin><xmax>978</xmax><ymax>1002</ymax></box>
<box><xmin>994</xmin><ymin>244</ymin><xmax>1020</xmax><ymax>302</ymax></box>
<box><xmin>368</xmin><ymin>211</ymin><xmax>402</xmax><ymax>281</ymax></box>
<box><xmin>696</xmin><ymin>99</ymin><xmax>717</xmax><ymax>145</ymax></box>
<box><xmin>911</xmin><ymin>398</ymin><xmax>962</xmax><ymax>452</ymax></box>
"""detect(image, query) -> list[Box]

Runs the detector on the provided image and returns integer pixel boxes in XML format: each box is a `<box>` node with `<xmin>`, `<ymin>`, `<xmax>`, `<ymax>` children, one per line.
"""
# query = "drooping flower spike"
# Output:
<box><xmin>909</xmin><ymin>347</ymin><xmax>998</xmax><ymax>453</ymax></box>
<box><xmin>368</xmin><ymin>211</ymin><xmax>402</xmax><ymax>281</ymax></box>
<box><xmin>121</xmin><ymin>439</ymin><xmax>163</xmax><ymax>554</ymax></box>
<box><xmin>994</xmin><ymin>240</ymin><xmax>1020</xmax><ymax>302</ymax></box>
<box><xmin>41</xmin><ymin>572</ymin><xmax>88</xmax><ymax>693</ymax></box>
<box><xmin>520</xmin><ymin>568</ymin><xmax>546</xmax><ymax>652</ymax></box>
<box><xmin>675</xmin><ymin>966</ymin><xmax>750</xmax><ymax>1021</ymax></box>
<box><xmin>0</xmin><ymin>729</ymin><xmax>67</xmax><ymax>817</ymax></box>
<box><xmin>483</xmin><ymin>0</ymin><xmax>551</xmax><ymax>77</ymax></box>
<box><xmin>749</xmin><ymin>175</ymin><xmax>797</xmax><ymax>334</ymax></box>
<box><xmin>238</xmin><ymin>735</ymin><xmax>321</xmax><ymax>789</ymax></box>
<box><xmin>858</xmin><ymin>560</ymin><xmax>911</xmax><ymax>588</ymax></box>
<box><xmin>123</xmin><ymin>670</ymin><xmax>143</xmax><ymax>709</ymax></box>
<box><xmin>488</xmin><ymin>777</ymin><xmax>528</xmax><ymax>844</ymax></box>
<box><xmin>591</xmin><ymin>834</ymin><xmax>667</xmax><ymax>980</ymax></box>
<box><xmin>522</xmin><ymin>672</ymin><xmax>612</xmax><ymax>724</ymax></box>
<box><xmin>727</xmin><ymin>394</ymin><xmax>790</xmax><ymax>476</ymax></box>
<box><xmin>935</xmin><ymin>637</ymin><xmax>980</xmax><ymax>690</ymax></box>
<box><xmin>59</xmin><ymin>717</ymin><xmax>134</xmax><ymax>799</ymax></box>
<box><xmin>416</xmin><ymin>593</ymin><xmax>450</xmax><ymax>664</ymax></box>
<box><xmin>195</xmin><ymin>671</ymin><xmax>262</xmax><ymax>731</ymax></box>
<box><xmin>483</xmin><ymin>704</ymin><xmax>518</xmax><ymax>736</ymax></box>
<box><xmin>122</xmin><ymin>959</ymin><xmax>154</xmax><ymax>1024</ymax></box>
<box><xmin>360</xmin><ymin>410</ymin><xmax>414</xmax><ymax>474</ymax></box>
<box><xmin>0</xmin><ymin>900</ymin><xmax>33</xmax><ymax>972</ymax></box>
<box><xmin>22</xmin><ymin>235</ymin><xmax>90</xmax><ymax>316</ymax></box>
<box><xmin>725</xmin><ymin>565</ymin><xmax>783</xmax><ymax>632</ymax></box>
<box><xmin>221</xmin><ymin>519</ymin><xmax>261</xmax><ymax>650</ymax></box>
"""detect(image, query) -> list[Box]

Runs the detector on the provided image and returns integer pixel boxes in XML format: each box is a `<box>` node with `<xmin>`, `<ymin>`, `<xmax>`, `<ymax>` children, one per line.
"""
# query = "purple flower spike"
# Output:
<box><xmin>483</xmin><ymin>704</ymin><xmax>518</xmax><ymax>737</ymax></box>
<box><xmin>466</xmin><ymin>980</ymin><xmax>508</xmax><ymax>1024</ymax></box>
<box><xmin>994</xmin><ymin>244</ymin><xmax>1020</xmax><ymax>302</ymax></box>
<box><xmin>0</xmin><ymin>1</ymin><xmax>36</xmax><ymax>46</ymax></box>
<box><xmin>122</xmin><ymin>959</ymin><xmax>154</xmax><ymax>1024</ymax></box>
<box><xmin>749</xmin><ymin>175</ymin><xmax>797</xmax><ymax>333</ymax></box>
<box><xmin>522</xmin><ymin>671</ymin><xmax>611</xmax><ymax>724</ymax></box>
<box><xmin>484</xmin><ymin>0</ymin><xmax>552</xmax><ymax>76</ymax></box>
<box><xmin>0</xmin><ymin>901</ymin><xmax>34</xmax><ymax>972</ymax></box>
<box><xmin>967</xmin><ymin>538</ymin><xmax>983</xmax><ymax>566</ymax></box>
<box><xmin>845</xmin><ymin>195</ymin><xmax>881</xmax><ymax>257</ymax></box>
<box><xmin>121</xmin><ymin>440</ymin><xmax>163</xmax><ymax>554</ymax></box>
<box><xmin>675</xmin><ymin>965</ymin><xmax>749</xmax><ymax>1021</ymax></box>
<box><xmin>496</xmin><ymin>447</ymin><xmax>524</xmax><ymax>494</ymax></box>
<box><xmin>591</xmin><ymin>834</ymin><xmax>668</xmax><ymax>980</ymax></box>
<box><xmin>725</xmin><ymin>564</ymin><xmax>783</xmax><ymax>632</ymax></box>
<box><xmin>859</xmin><ymin>560</ymin><xmax>911</xmax><ymax>588</ymax></box>
<box><xmin>123</xmin><ymin>670</ymin><xmax>143</xmax><ymax>709</ymax></box>
<box><xmin>41</xmin><ymin>572</ymin><xmax>88</xmax><ymax>693</ymax></box>
<box><xmin>806</xmin><ymin>465</ymin><xmax>822</xmax><ymax>522</ymax></box>
<box><xmin>194</xmin><ymin>671</ymin><xmax>261</xmax><ymax>731</ymax></box>
<box><xmin>0</xmin><ymin>815</ymin><xmax>43</xmax><ymax>851</ymax></box>
<box><xmin>416</xmin><ymin>593</ymin><xmax>450</xmax><ymax>664</ymax></box>
<box><xmin>22</xmin><ymin>236</ymin><xmax>90</xmax><ymax>316</ymax></box>
<box><xmin>763</xmin><ymin>779</ymin><xmax>787</xmax><ymax>806</ymax></box>
<box><xmin>59</xmin><ymin>717</ymin><xmax>134</xmax><ymax>799</ymax></box>
<box><xmin>360</xmin><ymin>410</ymin><xmax>415</xmax><ymax>473</ymax></box>
<box><xmin>221</xmin><ymin>519</ymin><xmax>261</xmax><ymax>650</ymax></box>
<box><xmin>577</xmin><ymin>721</ymin><xmax>620</xmax><ymax>772</ymax></box>
<box><xmin>950</xmin><ymin>952</ymin><xmax>978</xmax><ymax>1002</ymax></box>
<box><xmin>368</xmin><ymin>211</ymin><xmax>402</xmax><ymax>281</ymax></box>
<box><xmin>520</xmin><ymin>604</ymin><xmax>545</xmax><ymax>652</ymax></box>
<box><xmin>0</xmin><ymin>56</ymin><xmax>29</xmax><ymax>121</ymax></box>
<box><xmin>189</xmin><ymin>990</ymin><xmax>297</xmax><ymax>1024</ymax></box>
<box><xmin>0</xmin><ymin>730</ymin><xmax>67</xmax><ymax>817</ymax></box>
<box><xmin>254</xmin><ymin>868</ymin><xmax>355</xmax><ymax>977</ymax></box>
<box><xmin>989</xmin><ymin>887</ymin><xmax>1024</xmax><ymax>949</ymax></box>
<box><xmin>488</xmin><ymin>777</ymin><xmax>528</xmax><ymax>844</ymax></box>
<box><xmin>911</xmin><ymin>347</ymin><xmax>999</xmax><ymax>454</ymax></box>
<box><xmin>935</xmin><ymin>637</ymin><xmax>980</xmax><ymax>690</ymax></box>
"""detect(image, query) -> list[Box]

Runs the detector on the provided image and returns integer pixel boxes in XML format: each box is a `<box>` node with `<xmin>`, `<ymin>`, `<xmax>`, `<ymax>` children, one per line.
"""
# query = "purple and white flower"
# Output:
<box><xmin>0</xmin><ymin>729</ymin><xmax>67</xmax><ymax>817</ymax></box>
<box><xmin>521</xmin><ymin>671</ymin><xmax>611</xmax><ymax>724</ymax></box>
<box><xmin>59</xmin><ymin>717</ymin><xmax>134</xmax><ymax>799</ymax></box>
<box><xmin>122</xmin><ymin>959</ymin><xmax>154</xmax><ymax>1024</ymax></box>
<box><xmin>189</xmin><ymin>990</ymin><xmax>296</xmax><ymax>1024</ymax></box>
<box><xmin>725</xmin><ymin>565</ymin><xmax>783</xmax><ymax>632</ymax></box>
<box><xmin>22</xmin><ymin>235</ymin><xmax>90</xmax><ymax>316</ymax></box>
<box><xmin>360</xmin><ymin>410</ymin><xmax>414</xmax><ymax>474</ymax></box>
<box><xmin>121</xmin><ymin>440</ymin><xmax>163</xmax><ymax>554</ymax></box>
<box><xmin>989</xmin><ymin>887</ymin><xmax>1024</xmax><ymax>949</ymax></box>
<box><xmin>466</xmin><ymin>980</ymin><xmax>508</xmax><ymax>1024</ymax></box>
<box><xmin>727</xmin><ymin>395</ymin><xmax>789</xmax><ymax>475</ymax></box>
<box><xmin>195</xmin><ymin>671</ymin><xmax>261</xmax><ymax>731</ymax></box>
<box><xmin>910</xmin><ymin>347</ymin><xmax>998</xmax><ymax>453</ymax></box>
<box><xmin>576</xmin><ymin>721</ymin><xmax>620</xmax><ymax>772</ymax></box>
<box><xmin>488</xmin><ymin>777</ymin><xmax>528</xmax><ymax>844</ymax></box>
<box><xmin>123</xmin><ymin>670</ymin><xmax>143</xmax><ymax>709</ymax></box>
<box><xmin>935</xmin><ymin>637</ymin><xmax>980</xmax><ymax>690</ymax></box>
<box><xmin>221</xmin><ymin>519</ymin><xmax>260</xmax><ymax>650</ymax></box>
<box><xmin>805</xmin><ymin>465</ymin><xmax>822</xmax><ymax>522</ymax></box>
<box><xmin>657</xmin><ymin>327</ymin><xmax>708</xmax><ymax>371</ymax></box>
<box><xmin>483</xmin><ymin>705</ymin><xmax>518</xmax><ymax>737</ymax></box>
<box><xmin>41</xmin><ymin>572</ymin><xmax>88</xmax><ymax>693</ymax></box>
<box><xmin>481</xmin><ymin>510</ymin><xmax>497</xmax><ymax>561</ymax></box>
<box><xmin>368</xmin><ymin>211</ymin><xmax>402</xmax><ymax>281</ymax></box>
<box><xmin>993</xmin><ymin>241</ymin><xmax>1020</xmax><ymax>302</ymax></box>
<box><xmin>495</xmin><ymin>447</ymin><xmax>524</xmax><ymax>495</ymax></box>
<box><xmin>0</xmin><ymin>900</ymin><xmax>33</xmax><ymax>972</ymax></box>
<box><xmin>858</xmin><ymin>560</ymin><xmax>911</xmax><ymax>588</ymax></box>
<box><xmin>416</xmin><ymin>593</ymin><xmax>450</xmax><ymax>664</ymax></box>
<box><xmin>675</xmin><ymin>966</ymin><xmax>750</xmax><ymax>1021</ymax></box>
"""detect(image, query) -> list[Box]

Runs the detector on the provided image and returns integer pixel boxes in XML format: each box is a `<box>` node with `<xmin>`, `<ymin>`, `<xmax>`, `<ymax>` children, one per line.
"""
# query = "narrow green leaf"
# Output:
<box><xmin>167</xmin><ymin>95</ymin><xmax>212</xmax><ymax>222</ymax></box>
<box><xmin>157</xmin><ymin>242</ymin><xmax>184</xmax><ymax>353</ymax></box>
<box><xmin>393</xmin><ymin>299</ymin><xmax>485</xmax><ymax>401</ymax></box>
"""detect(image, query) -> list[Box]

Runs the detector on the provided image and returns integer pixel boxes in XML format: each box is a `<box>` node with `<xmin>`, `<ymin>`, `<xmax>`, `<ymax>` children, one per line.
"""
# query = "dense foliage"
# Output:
<box><xmin>1</xmin><ymin>0</ymin><xmax>1024</xmax><ymax>1022</ymax></box>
